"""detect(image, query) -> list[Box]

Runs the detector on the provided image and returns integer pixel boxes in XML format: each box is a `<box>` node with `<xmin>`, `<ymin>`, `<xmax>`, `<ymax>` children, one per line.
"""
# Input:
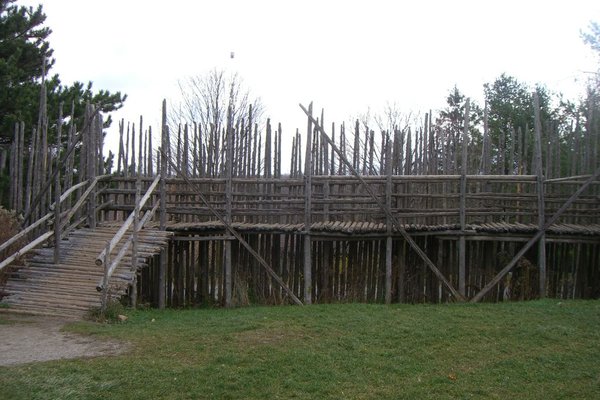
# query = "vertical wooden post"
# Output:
<box><xmin>97</xmin><ymin>113</ymin><xmax>104</xmax><ymax>176</ymax></box>
<box><xmin>265</xmin><ymin>119</ymin><xmax>272</xmax><ymax>178</ymax></box>
<box><xmin>277</xmin><ymin>123</ymin><xmax>283</xmax><ymax>177</ymax></box>
<box><xmin>53</xmin><ymin>103</ymin><xmax>63</xmax><ymax>263</ymax></box>
<box><xmin>87</xmin><ymin>104</ymin><xmax>97</xmax><ymax>229</ymax></box>
<box><xmin>8</xmin><ymin>126</ymin><xmax>14</xmax><ymax>209</ymax></box>
<box><xmin>64</xmin><ymin>105</ymin><xmax>74</xmax><ymax>211</ymax></box>
<box><xmin>117</xmin><ymin>120</ymin><xmax>124</xmax><ymax>175</ymax></box>
<box><xmin>25</xmin><ymin>125</ymin><xmax>37</xmax><ymax>218</ymax></box>
<box><xmin>385</xmin><ymin>134</ymin><xmax>393</xmax><ymax>304</ymax></box>
<box><xmin>459</xmin><ymin>99</ymin><xmax>470</xmax><ymax>297</ymax></box>
<box><xmin>96</xmin><ymin>113</ymin><xmax>104</xmax><ymax>222</ymax></box>
<box><xmin>9</xmin><ymin>123</ymin><xmax>18</xmax><ymax>211</ymax></box>
<box><xmin>353</xmin><ymin>119</ymin><xmax>360</xmax><ymax>172</ymax></box>
<box><xmin>17</xmin><ymin>122</ymin><xmax>25</xmax><ymax>213</ymax></box>
<box><xmin>130</xmin><ymin>116</ymin><xmax>143</xmax><ymax>309</ymax></box>
<box><xmin>303</xmin><ymin>102</ymin><xmax>314</xmax><ymax>304</ymax></box>
<box><xmin>101</xmin><ymin>240</ymin><xmax>111</xmax><ymax>313</ymax></box>
<box><xmin>124</xmin><ymin>123</ymin><xmax>130</xmax><ymax>177</ymax></box>
<box><xmin>224</xmin><ymin>105</ymin><xmax>233</xmax><ymax>307</ymax></box>
<box><xmin>38</xmin><ymin>71</ymin><xmax>48</xmax><ymax>221</ymax></box>
<box><xmin>533</xmin><ymin>92</ymin><xmax>547</xmax><ymax>298</ymax></box>
<box><xmin>398</xmin><ymin>241</ymin><xmax>406</xmax><ymax>303</ymax></box>
<box><xmin>159</xmin><ymin>100</ymin><xmax>168</xmax><ymax>309</ymax></box>
<box><xmin>148</xmin><ymin>128</ymin><xmax>153</xmax><ymax>175</ymax></box>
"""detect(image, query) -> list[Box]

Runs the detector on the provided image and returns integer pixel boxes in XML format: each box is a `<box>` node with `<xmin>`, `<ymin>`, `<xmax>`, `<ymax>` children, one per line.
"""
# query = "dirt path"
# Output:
<box><xmin>0</xmin><ymin>313</ymin><xmax>129</xmax><ymax>367</ymax></box>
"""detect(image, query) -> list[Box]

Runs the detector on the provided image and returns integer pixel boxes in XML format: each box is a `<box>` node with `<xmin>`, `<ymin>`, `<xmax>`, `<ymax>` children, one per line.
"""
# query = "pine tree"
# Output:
<box><xmin>0</xmin><ymin>0</ymin><xmax>53</xmax><ymax>142</ymax></box>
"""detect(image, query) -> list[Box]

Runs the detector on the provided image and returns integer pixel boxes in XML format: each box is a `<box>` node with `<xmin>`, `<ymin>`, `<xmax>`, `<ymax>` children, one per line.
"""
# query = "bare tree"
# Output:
<box><xmin>169</xmin><ymin>69</ymin><xmax>265</xmax><ymax>176</ymax></box>
<box><xmin>346</xmin><ymin>103</ymin><xmax>412</xmax><ymax>174</ymax></box>
<box><xmin>171</xmin><ymin>69</ymin><xmax>264</xmax><ymax>133</ymax></box>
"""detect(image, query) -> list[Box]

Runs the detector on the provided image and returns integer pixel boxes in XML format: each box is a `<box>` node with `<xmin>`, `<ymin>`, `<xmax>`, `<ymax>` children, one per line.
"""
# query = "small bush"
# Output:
<box><xmin>87</xmin><ymin>298</ymin><xmax>127</xmax><ymax>323</ymax></box>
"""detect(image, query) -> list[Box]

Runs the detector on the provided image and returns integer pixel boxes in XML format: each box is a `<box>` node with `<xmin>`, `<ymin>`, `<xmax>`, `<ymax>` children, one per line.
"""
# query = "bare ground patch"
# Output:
<box><xmin>0</xmin><ymin>313</ymin><xmax>129</xmax><ymax>367</ymax></box>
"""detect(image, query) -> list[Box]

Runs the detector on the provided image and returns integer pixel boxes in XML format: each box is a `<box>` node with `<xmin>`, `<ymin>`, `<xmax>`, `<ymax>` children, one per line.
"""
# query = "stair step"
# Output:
<box><xmin>3</xmin><ymin>282</ymin><xmax>114</xmax><ymax>299</ymax></box>
<box><xmin>0</xmin><ymin>305</ymin><xmax>85</xmax><ymax>318</ymax></box>
<box><xmin>0</xmin><ymin>225</ymin><xmax>170</xmax><ymax>317</ymax></box>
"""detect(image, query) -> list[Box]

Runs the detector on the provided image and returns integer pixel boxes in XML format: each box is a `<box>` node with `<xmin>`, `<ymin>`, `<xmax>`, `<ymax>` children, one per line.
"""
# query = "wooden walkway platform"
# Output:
<box><xmin>161</xmin><ymin>220</ymin><xmax>600</xmax><ymax>239</ymax></box>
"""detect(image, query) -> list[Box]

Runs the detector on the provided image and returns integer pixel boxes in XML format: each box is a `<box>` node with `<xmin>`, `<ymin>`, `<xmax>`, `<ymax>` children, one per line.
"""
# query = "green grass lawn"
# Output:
<box><xmin>1</xmin><ymin>300</ymin><xmax>599</xmax><ymax>399</ymax></box>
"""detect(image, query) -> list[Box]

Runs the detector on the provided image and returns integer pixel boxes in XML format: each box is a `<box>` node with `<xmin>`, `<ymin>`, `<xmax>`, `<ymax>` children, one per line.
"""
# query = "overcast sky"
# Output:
<box><xmin>22</xmin><ymin>0</ymin><xmax>600</xmax><ymax>170</ymax></box>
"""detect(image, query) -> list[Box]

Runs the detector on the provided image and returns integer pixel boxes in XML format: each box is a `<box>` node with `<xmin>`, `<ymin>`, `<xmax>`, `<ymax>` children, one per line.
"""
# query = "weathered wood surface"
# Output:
<box><xmin>1</xmin><ymin>224</ymin><xmax>171</xmax><ymax>317</ymax></box>
<box><xmin>156</xmin><ymin>220</ymin><xmax>600</xmax><ymax>237</ymax></box>
<box><xmin>95</xmin><ymin>174</ymin><xmax>161</xmax><ymax>267</ymax></box>
<box><xmin>3</xmin><ymin>94</ymin><xmax>599</xmax><ymax>309</ymax></box>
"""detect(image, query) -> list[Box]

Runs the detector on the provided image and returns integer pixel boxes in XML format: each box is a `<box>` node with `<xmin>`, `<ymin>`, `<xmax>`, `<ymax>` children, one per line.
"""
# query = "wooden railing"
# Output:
<box><xmin>96</xmin><ymin>174</ymin><xmax>161</xmax><ymax>310</ymax></box>
<box><xmin>97</xmin><ymin>174</ymin><xmax>600</xmax><ymax>229</ymax></box>
<box><xmin>0</xmin><ymin>176</ymin><xmax>104</xmax><ymax>272</ymax></box>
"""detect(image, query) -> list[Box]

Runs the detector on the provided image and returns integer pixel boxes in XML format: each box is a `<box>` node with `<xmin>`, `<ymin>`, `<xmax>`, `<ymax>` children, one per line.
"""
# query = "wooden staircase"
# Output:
<box><xmin>0</xmin><ymin>225</ymin><xmax>172</xmax><ymax>318</ymax></box>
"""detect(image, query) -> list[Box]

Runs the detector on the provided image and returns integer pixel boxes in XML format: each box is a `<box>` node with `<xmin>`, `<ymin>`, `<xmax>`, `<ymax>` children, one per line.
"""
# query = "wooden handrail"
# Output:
<box><xmin>97</xmin><ymin>202</ymin><xmax>160</xmax><ymax>292</ymax></box>
<box><xmin>0</xmin><ymin>177</ymin><xmax>101</xmax><ymax>271</ymax></box>
<box><xmin>56</xmin><ymin>180</ymin><xmax>90</xmax><ymax>205</ymax></box>
<box><xmin>0</xmin><ymin>213</ymin><xmax>52</xmax><ymax>255</ymax></box>
<box><xmin>0</xmin><ymin>231</ymin><xmax>54</xmax><ymax>272</ymax></box>
<box><xmin>59</xmin><ymin>177</ymin><xmax>103</xmax><ymax>235</ymax></box>
<box><xmin>0</xmin><ymin>179</ymin><xmax>98</xmax><ymax>255</ymax></box>
<box><xmin>95</xmin><ymin>174</ymin><xmax>161</xmax><ymax>267</ymax></box>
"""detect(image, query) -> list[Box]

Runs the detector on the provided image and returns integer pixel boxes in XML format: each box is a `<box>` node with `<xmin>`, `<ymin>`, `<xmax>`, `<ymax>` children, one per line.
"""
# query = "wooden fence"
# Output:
<box><xmin>2</xmin><ymin>96</ymin><xmax>600</xmax><ymax>308</ymax></box>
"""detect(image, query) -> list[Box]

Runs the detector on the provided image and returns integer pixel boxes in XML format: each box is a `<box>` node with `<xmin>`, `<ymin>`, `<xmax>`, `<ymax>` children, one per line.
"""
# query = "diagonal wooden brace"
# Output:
<box><xmin>300</xmin><ymin>103</ymin><xmax>465</xmax><ymax>302</ymax></box>
<box><xmin>471</xmin><ymin>166</ymin><xmax>600</xmax><ymax>302</ymax></box>
<box><xmin>163</xmin><ymin>151</ymin><xmax>304</xmax><ymax>306</ymax></box>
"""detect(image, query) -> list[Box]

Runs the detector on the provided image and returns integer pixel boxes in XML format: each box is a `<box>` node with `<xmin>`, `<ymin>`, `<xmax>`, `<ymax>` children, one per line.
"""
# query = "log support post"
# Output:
<box><xmin>385</xmin><ymin>133</ymin><xmax>393</xmax><ymax>304</ymax></box>
<box><xmin>224</xmin><ymin>105</ymin><xmax>233</xmax><ymax>307</ymax></box>
<box><xmin>130</xmin><ymin>116</ymin><xmax>143</xmax><ymax>309</ymax></box>
<box><xmin>458</xmin><ymin>99</ymin><xmax>470</xmax><ymax>297</ymax></box>
<box><xmin>533</xmin><ymin>93</ymin><xmax>547</xmax><ymax>297</ymax></box>
<box><xmin>53</xmin><ymin>103</ymin><xmax>63</xmax><ymax>264</ymax></box>
<box><xmin>303</xmin><ymin>102</ymin><xmax>314</xmax><ymax>305</ymax></box>
<box><xmin>87</xmin><ymin>104</ymin><xmax>97</xmax><ymax>229</ymax></box>
<box><xmin>158</xmin><ymin>100</ymin><xmax>169</xmax><ymax>309</ymax></box>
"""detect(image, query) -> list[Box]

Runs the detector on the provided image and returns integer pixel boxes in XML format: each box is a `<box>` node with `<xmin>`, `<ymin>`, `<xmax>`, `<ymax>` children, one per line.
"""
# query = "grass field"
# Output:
<box><xmin>1</xmin><ymin>300</ymin><xmax>599</xmax><ymax>399</ymax></box>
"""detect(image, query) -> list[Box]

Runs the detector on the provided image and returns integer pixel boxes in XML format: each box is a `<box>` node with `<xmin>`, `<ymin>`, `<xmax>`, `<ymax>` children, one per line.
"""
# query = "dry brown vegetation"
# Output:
<box><xmin>0</xmin><ymin>207</ymin><xmax>24</xmax><ymax>287</ymax></box>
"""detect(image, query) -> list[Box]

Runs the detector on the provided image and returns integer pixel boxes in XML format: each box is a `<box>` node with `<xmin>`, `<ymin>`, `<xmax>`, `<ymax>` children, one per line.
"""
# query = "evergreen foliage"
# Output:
<box><xmin>0</xmin><ymin>0</ymin><xmax>127</xmax><ymax>145</ymax></box>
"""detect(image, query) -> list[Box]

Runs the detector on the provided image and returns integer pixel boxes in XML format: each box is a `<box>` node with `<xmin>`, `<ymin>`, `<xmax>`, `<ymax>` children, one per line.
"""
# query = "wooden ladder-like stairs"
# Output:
<box><xmin>0</xmin><ymin>225</ymin><xmax>172</xmax><ymax>318</ymax></box>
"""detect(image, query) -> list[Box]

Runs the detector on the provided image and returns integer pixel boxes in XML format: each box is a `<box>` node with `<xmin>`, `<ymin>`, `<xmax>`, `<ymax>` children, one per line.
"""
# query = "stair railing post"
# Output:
<box><xmin>53</xmin><ymin>169</ymin><xmax>61</xmax><ymax>264</ymax></box>
<box><xmin>101</xmin><ymin>240</ymin><xmax>110</xmax><ymax>313</ymax></box>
